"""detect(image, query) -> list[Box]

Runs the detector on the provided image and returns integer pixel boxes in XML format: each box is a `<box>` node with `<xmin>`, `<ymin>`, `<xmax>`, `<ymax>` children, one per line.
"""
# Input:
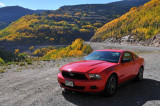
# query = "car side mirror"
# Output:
<box><xmin>122</xmin><ymin>58</ymin><xmax>130</xmax><ymax>63</ymax></box>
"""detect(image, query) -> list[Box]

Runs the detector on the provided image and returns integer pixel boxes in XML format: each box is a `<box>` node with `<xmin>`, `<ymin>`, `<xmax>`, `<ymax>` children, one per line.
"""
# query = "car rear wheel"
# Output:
<box><xmin>104</xmin><ymin>74</ymin><xmax>117</xmax><ymax>97</ymax></box>
<box><xmin>136</xmin><ymin>67</ymin><xmax>144</xmax><ymax>81</ymax></box>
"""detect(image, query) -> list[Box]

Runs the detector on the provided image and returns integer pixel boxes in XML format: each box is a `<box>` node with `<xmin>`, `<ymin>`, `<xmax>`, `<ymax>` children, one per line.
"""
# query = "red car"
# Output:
<box><xmin>57</xmin><ymin>49</ymin><xmax>144</xmax><ymax>96</ymax></box>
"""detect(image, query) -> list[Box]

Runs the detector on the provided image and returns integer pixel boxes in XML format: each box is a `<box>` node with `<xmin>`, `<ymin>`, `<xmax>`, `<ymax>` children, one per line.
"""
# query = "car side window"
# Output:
<box><xmin>122</xmin><ymin>52</ymin><xmax>134</xmax><ymax>62</ymax></box>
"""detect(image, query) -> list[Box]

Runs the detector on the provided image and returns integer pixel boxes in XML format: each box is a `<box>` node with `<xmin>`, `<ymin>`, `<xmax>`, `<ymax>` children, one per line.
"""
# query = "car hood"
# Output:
<box><xmin>60</xmin><ymin>60</ymin><xmax>117</xmax><ymax>73</ymax></box>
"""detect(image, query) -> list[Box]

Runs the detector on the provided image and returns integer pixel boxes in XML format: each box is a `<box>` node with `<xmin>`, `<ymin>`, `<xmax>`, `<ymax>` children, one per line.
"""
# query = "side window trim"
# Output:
<box><xmin>121</xmin><ymin>52</ymin><xmax>134</xmax><ymax>62</ymax></box>
<box><xmin>133</xmin><ymin>53</ymin><xmax>139</xmax><ymax>60</ymax></box>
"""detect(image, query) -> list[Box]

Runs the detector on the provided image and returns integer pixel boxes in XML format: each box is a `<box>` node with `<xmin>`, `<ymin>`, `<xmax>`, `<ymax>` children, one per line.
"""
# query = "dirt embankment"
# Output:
<box><xmin>0</xmin><ymin>43</ymin><xmax>160</xmax><ymax>106</ymax></box>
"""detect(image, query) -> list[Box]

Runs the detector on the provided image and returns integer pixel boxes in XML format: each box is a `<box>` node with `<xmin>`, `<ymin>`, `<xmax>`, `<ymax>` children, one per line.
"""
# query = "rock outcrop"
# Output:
<box><xmin>103</xmin><ymin>34</ymin><xmax>160</xmax><ymax>47</ymax></box>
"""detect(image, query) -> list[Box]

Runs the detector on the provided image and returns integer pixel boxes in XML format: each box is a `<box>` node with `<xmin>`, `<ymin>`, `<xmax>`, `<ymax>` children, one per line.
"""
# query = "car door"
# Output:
<box><xmin>118</xmin><ymin>52</ymin><xmax>135</xmax><ymax>83</ymax></box>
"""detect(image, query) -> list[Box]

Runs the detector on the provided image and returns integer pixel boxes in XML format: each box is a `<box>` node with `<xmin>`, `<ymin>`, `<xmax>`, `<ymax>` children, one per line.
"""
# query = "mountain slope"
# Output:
<box><xmin>0</xmin><ymin>0</ymin><xmax>150</xmax><ymax>45</ymax></box>
<box><xmin>91</xmin><ymin>0</ymin><xmax>160</xmax><ymax>42</ymax></box>
<box><xmin>0</xmin><ymin>6</ymin><xmax>46</xmax><ymax>30</ymax></box>
<box><xmin>54</xmin><ymin>0</ymin><xmax>150</xmax><ymax>23</ymax></box>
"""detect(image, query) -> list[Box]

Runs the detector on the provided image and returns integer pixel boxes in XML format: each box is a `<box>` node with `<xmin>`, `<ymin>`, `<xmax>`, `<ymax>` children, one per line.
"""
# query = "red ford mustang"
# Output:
<box><xmin>57</xmin><ymin>49</ymin><xmax>144</xmax><ymax>96</ymax></box>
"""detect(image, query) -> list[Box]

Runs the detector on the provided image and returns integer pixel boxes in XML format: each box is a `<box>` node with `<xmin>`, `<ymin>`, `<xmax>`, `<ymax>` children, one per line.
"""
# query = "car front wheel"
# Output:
<box><xmin>104</xmin><ymin>74</ymin><xmax>117</xmax><ymax>97</ymax></box>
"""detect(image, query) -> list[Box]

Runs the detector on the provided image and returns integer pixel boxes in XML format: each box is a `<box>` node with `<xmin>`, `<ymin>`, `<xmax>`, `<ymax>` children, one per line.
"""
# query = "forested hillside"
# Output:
<box><xmin>0</xmin><ymin>14</ymin><xmax>96</xmax><ymax>44</ymax></box>
<box><xmin>33</xmin><ymin>38</ymin><xmax>92</xmax><ymax>60</ymax></box>
<box><xmin>91</xmin><ymin>0</ymin><xmax>160</xmax><ymax>42</ymax></box>
<box><xmin>0</xmin><ymin>6</ymin><xmax>46</xmax><ymax>30</ymax></box>
<box><xmin>0</xmin><ymin>0</ymin><xmax>149</xmax><ymax>45</ymax></box>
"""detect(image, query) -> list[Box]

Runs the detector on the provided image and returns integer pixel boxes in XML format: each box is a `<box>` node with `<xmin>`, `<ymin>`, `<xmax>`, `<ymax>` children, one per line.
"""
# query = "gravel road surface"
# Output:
<box><xmin>0</xmin><ymin>43</ymin><xmax>160</xmax><ymax>106</ymax></box>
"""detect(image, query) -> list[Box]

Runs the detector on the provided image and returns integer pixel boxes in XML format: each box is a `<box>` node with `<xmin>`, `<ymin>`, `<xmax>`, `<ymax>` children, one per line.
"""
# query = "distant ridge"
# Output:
<box><xmin>0</xmin><ymin>6</ymin><xmax>47</xmax><ymax>30</ymax></box>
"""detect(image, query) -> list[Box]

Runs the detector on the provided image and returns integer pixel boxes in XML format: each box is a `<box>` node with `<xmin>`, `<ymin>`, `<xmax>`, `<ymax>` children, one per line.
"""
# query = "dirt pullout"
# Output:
<box><xmin>0</xmin><ymin>43</ymin><xmax>160</xmax><ymax>106</ymax></box>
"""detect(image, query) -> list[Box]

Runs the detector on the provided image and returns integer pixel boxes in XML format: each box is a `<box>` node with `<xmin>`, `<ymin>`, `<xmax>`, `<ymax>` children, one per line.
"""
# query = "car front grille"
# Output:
<box><xmin>62</xmin><ymin>71</ymin><xmax>88</xmax><ymax>80</ymax></box>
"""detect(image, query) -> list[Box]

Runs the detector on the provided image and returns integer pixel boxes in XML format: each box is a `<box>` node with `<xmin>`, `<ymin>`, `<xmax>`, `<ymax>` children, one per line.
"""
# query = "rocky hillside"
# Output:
<box><xmin>91</xmin><ymin>0</ymin><xmax>160</xmax><ymax>46</ymax></box>
<box><xmin>103</xmin><ymin>34</ymin><xmax>160</xmax><ymax>47</ymax></box>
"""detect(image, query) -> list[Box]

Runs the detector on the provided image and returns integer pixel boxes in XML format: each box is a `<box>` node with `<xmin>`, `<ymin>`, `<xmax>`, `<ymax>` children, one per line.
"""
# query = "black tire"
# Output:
<box><xmin>104</xmin><ymin>74</ymin><xmax>117</xmax><ymax>97</ymax></box>
<box><xmin>135</xmin><ymin>67</ymin><xmax>144</xmax><ymax>81</ymax></box>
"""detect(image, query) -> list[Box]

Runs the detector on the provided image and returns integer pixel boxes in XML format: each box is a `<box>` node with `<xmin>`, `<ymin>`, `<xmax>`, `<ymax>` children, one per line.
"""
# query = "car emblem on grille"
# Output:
<box><xmin>69</xmin><ymin>73</ymin><xmax>74</xmax><ymax>76</ymax></box>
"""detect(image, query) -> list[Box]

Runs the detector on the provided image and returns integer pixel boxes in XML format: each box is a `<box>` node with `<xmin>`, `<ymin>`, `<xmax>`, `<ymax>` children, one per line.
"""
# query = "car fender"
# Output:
<box><xmin>136</xmin><ymin>57</ymin><xmax>145</xmax><ymax>74</ymax></box>
<box><xmin>100</xmin><ymin>66</ymin><xmax>119</xmax><ymax>85</ymax></box>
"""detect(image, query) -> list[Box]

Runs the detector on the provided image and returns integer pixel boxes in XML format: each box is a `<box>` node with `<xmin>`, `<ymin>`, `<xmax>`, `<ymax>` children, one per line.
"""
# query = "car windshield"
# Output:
<box><xmin>84</xmin><ymin>51</ymin><xmax>121</xmax><ymax>63</ymax></box>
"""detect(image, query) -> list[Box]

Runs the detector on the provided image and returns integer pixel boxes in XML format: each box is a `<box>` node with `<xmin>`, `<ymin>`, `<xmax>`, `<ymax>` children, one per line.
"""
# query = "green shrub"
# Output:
<box><xmin>19</xmin><ymin>62</ymin><xmax>25</xmax><ymax>66</ymax></box>
<box><xmin>0</xmin><ymin>57</ymin><xmax>5</xmax><ymax>64</ymax></box>
<box><xmin>0</xmin><ymin>69</ymin><xmax>6</xmax><ymax>73</ymax></box>
<box><xmin>27</xmin><ymin>61</ymin><xmax>32</xmax><ymax>65</ymax></box>
<box><xmin>42</xmin><ymin>58</ymin><xmax>51</xmax><ymax>61</ymax></box>
<box><xmin>18</xmin><ymin>53</ymin><xmax>27</xmax><ymax>60</ymax></box>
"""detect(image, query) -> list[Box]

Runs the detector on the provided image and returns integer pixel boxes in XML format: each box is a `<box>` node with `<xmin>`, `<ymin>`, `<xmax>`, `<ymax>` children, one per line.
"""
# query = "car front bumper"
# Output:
<box><xmin>57</xmin><ymin>73</ymin><xmax>106</xmax><ymax>92</ymax></box>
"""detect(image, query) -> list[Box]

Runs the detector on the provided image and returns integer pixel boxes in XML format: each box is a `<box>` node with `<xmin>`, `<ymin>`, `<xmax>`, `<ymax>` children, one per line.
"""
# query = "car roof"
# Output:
<box><xmin>95</xmin><ymin>49</ymin><xmax>129</xmax><ymax>53</ymax></box>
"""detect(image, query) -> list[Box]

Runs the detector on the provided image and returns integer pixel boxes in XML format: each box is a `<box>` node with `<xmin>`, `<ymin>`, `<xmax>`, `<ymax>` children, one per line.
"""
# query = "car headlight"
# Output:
<box><xmin>88</xmin><ymin>74</ymin><xmax>101</xmax><ymax>79</ymax></box>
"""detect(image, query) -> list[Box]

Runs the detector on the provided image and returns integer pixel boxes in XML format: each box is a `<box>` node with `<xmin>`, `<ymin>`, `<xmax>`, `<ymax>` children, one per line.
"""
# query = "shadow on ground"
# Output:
<box><xmin>62</xmin><ymin>79</ymin><xmax>160</xmax><ymax>106</ymax></box>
